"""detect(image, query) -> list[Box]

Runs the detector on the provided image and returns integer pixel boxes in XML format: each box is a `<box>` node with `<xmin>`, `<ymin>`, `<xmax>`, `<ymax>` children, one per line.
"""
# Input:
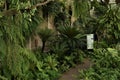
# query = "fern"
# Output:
<box><xmin>0</xmin><ymin>75</ymin><xmax>8</xmax><ymax>80</ymax></box>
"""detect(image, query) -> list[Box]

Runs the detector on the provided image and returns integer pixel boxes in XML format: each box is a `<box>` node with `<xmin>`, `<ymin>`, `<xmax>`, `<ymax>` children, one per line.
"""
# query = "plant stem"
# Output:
<box><xmin>41</xmin><ymin>41</ymin><xmax>46</xmax><ymax>53</ymax></box>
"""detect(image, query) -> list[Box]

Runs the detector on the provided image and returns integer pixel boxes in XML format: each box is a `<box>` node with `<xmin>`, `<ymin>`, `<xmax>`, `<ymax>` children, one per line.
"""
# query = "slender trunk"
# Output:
<box><xmin>26</xmin><ymin>37</ymin><xmax>32</xmax><ymax>50</ymax></box>
<box><xmin>41</xmin><ymin>41</ymin><xmax>45</xmax><ymax>53</ymax></box>
<box><xmin>4</xmin><ymin>0</ymin><xmax>7</xmax><ymax>10</ymax></box>
<box><xmin>71</xmin><ymin>2</ymin><xmax>77</xmax><ymax>26</ymax></box>
<box><xmin>48</xmin><ymin>15</ymin><xmax>55</xmax><ymax>29</ymax></box>
<box><xmin>71</xmin><ymin>16</ymin><xmax>77</xmax><ymax>26</ymax></box>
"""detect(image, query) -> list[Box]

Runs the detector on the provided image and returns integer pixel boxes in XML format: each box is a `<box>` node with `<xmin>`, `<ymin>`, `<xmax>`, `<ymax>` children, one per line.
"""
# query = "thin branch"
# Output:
<box><xmin>4</xmin><ymin>0</ymin><xmax>7</xmax><ymax>10</ymax></box>
<box><xmin>31</xmin><ymin>0</ymin><xmax>54</xmax><ymax>9</ymax></box>
<box><xmin>1</xmin><ymin>0</ymin><xmax>54</xmax><ymax>16</ymax></box>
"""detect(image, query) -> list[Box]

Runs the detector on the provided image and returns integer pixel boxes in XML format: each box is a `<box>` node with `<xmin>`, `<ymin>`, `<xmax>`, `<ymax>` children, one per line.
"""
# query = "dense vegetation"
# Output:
<box><xmin>76</xmin><ymin>1</ymin><xmax>120</xmax><ymax>80</ymax></box>
<box><xmin>0</xmin><ymin>0</ymin><xmax>120</xmax><ymax>80</ymax></box>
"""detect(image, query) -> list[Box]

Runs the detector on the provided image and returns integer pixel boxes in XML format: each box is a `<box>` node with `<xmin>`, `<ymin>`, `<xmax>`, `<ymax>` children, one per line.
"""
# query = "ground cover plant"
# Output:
<box><xmin>76</xmin><ymin>2</ymin><xmax>120</xmax><ymax>80</ymax></box>
<box><xmin>77</xmin><ymin>47</ymin><xmax>120</xmax><ymax>80</ymax></box>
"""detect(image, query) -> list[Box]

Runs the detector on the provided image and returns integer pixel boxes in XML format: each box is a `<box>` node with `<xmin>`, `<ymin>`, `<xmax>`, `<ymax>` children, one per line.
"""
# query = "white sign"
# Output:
<box><xmin>87</xmin><ymin>34</ymin><xmax>94</xmax><ymax>49</ymax></box>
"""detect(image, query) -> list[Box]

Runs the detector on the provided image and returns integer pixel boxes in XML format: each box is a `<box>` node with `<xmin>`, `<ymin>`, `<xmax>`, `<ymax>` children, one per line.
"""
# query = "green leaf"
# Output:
<box><xmin>38</xmin><ymin>28</ymin><xmax>53</xmax><ymax>42</ymax></box>
<box><xmin>0</xmin><ymin>30</ymin><xmax>3</xmax><ymax>36</ymax></box>
<box><xmin>117</xmin><ymin>23</ymin><xmax>120</xmax><ymax>31</ymax></box>
<box><xmin>0</xmin><ymin>38</ymin><xmax>6</xmax><ymax>54</ymax></box>
<box><xmin>0</xmin><ymin>75</ymin><xmax>8</xmax><ymax>80</ymax></box>
<box><xmin>0</xmin><ymin>13</ymin><xmax>3</xmax><ymax>18</ymax></box>
<box><xmin>107</xmin><ymin>48</ymin><xmax>118</xmax><ymax>57</ymax></box>
<box><xmin>37</xmin><ymin>61</ymin><xmax>43</xmax><ymax>72</ymax></box>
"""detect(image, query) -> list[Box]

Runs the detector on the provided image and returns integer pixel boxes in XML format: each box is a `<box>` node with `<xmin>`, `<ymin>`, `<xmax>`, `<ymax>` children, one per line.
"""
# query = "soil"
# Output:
<box><xmin>59</xmin><ymin>58</ymin><xmax>92</xmax><ymax>80</ymax></box>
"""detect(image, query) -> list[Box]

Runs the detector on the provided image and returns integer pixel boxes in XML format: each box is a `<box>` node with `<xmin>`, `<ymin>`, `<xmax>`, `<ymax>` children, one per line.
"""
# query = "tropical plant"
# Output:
<box><xmin>2</xmin><ymin>0</ymin><xmax>120</xmax><ymax>80</ymax></box>
<box><xmin>91</xmin><ymin>0</ymin><xmax>108</xmax><ymax>17</ymax></box>
<box><xmin>77</xmin><ymin>48</ymin><xmax>120</xmax><ymax>80</ymax></box>
<box><xmin>57</xmin><ymin>25</ymin><xmax>86</xmax><ymax>51</ymax></box>
<box><xmin>72</xmin><ymin>0</ymin><xmax>90</xmax><ymax>22</ymax></box>
<box><xmin>42</xmin><ymin>0</ymin><xmax>63</xmax><ymax>16</ymax></box>
<box><xmin>38</xmin><ymin>28</ymin><xmax>53</xmax><ymax>52</ymax></box>
<box><xmin>33</xmin><ymin>51</ymin><xmax>61</xmax><ymax>80</ymax></box>
<box><xmin>96</xmin><ymin>4</ymin><xmax>120</xmax><ymax>45</ymax></box>
<box><xmin>77</xmin><ymin>68</ymin><xmax>120</xmax><ymax>80</ymax></box>
<box><xmin>0</xmin><ymin>0</ymin><xmax>53</xmax><ymax>80</ymax></box>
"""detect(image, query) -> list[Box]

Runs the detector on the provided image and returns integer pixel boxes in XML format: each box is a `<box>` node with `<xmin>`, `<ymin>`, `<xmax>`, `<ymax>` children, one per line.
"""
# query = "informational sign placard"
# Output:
<box><xmin>87</xmin><ymin>34</ymin><xmax>94</xmax><ymax>49</ymax></box>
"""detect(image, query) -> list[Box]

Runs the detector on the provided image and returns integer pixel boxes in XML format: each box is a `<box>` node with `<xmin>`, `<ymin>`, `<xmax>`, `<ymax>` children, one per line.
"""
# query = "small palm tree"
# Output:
<box><xmin>57</xmin><ymin>26</ymin><xmax>85</xmax><ymax>51</ymax></box>
<box><xmin>38</xmin><ymin>28</ymin><xmax>53</xmax><ymax>53</ymax></box>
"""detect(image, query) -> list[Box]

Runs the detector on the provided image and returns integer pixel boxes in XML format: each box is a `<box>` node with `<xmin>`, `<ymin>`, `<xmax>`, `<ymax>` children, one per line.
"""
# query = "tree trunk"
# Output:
<box><xmin>41</xmin><ymin>41</ymin><xmax>45</xmax><ymax>53</ymax></box>
<box><xmin>71</xmin><ymin>15</ymin><xmax>77</xmax><ymax>26</ymax></box>
<box><xmin>48</xmin><ymin>15</ymin><xmax>55</xmax><ymax>29</ymax></box>
<box><xmin>26</xmin><ymin>37</ymin><xmax>32</xmax><ymax>50</ymax></box>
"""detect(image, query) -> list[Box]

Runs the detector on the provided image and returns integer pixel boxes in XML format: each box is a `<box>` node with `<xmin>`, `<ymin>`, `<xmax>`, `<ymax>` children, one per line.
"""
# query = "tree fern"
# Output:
<box><xmin>38</xmin><ymin>28</ymin><xmax>53</xmax><ymax>52</ymax></box>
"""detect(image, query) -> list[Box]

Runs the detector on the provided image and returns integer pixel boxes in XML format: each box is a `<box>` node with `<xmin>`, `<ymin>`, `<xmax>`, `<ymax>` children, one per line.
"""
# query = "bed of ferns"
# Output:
<box><xmin>77</xmin><ymin>44</ymin><xmax>120</xmax><ymax>80</ymax></box>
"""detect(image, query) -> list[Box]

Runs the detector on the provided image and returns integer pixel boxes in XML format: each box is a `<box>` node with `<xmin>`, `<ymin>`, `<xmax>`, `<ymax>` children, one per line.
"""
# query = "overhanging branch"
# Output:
<box><xmin>1</xmin><ymin>0</ymin><xmax>54</xmax><ymax>16</ymax></box>
<box><xmin>31</xmin><ymin>0</ymin><xmax>54</xmax><ymax>9</ymax></box>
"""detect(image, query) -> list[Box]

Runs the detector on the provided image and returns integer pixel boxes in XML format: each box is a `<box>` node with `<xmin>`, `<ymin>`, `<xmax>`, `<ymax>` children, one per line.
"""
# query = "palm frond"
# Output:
<box><xmin>38</xmin><ymin>28</ymin><xmax>53</xmax><ymax>42</ymax></box>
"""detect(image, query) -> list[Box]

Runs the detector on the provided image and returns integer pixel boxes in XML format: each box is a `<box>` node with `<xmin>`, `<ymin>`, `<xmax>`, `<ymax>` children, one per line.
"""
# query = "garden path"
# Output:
<box><xmin>59</xmin><ymin>58</ymin><xmax>92</xmax><ymax>80</ymax></box>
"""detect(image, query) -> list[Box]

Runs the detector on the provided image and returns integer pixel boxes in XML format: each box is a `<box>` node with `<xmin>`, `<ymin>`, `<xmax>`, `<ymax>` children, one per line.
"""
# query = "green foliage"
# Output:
<box><xmin>57</xmin><ymin>25</ymin><xmax>86</xmax><ymax>50</ymax></box>
<box><xmin>73</xmin><ymin>0</ymin><xmax>90</xmax><ymax>20</ymax></box>
<box><xmin>94</xmin><ymin>41</ymin><xmax>108</xmax><ymax>48</ymax></box>
<box><xmin>0</xmin><ymin>0</ymin><xmax>42</xmax><ymax>80</ymax></box>
<box><xmin>93</xmin><ymin>48</ymin><xmax>120</xmax><ymax>68</ymax></box>
<box><xmin>0</xmin><ymin>0</ymin><xmax>4</xmax><ymax>8</ymax></box>
<box><xmin>38</xmin><ymin>28</ymin><xmax>53</xmax><ymax>42</ymax></box>
<box><xmin>49</xmin><ymin>41</ymin><xmax>85</xmax><ymax>72</ymax></box>
<box><xmin>0</xmin><ymin>75</ymin><xmax>8</xmax><ymax>80</ymax></box>
<box><xmin>0</xmin><ymin>7</ymin><xmax>41</xmax><ymax>80</ymax></box>
<box><xmin>58</xmin><ymin>26</ymin><xmax>79</xmax><ymax>39</ymax></box>
<box><xmin>97</xmin><ymin>5</ymin><xmax>120</xmax><ymax>44</ymax></box>
<box><xmin>78</xmin><ymin>68</ymin><xmax>120</xmax><ymax>80</ymax></box>
<box><xmin>0</xmin><ymin>0</ymin><xmax>87</xmax><ymax>79</ymax></box>
<box><xmin>50</xmin><ymin>42</ymin><xmax>68</xmax><ymax>55</ymax></box>
<box><xmin>42</xmin><ymin>1</ymin><xmax>64</xmax><ymax>16</ymax></box>
<box><xmin>77</xmin><ymin>48</ymin><xmax>120</xmax><ymax>80</ymax></box>
<box><xmin>1</xmin><ymin>0</ymin><xmax>120</xmax><ymax>80</ymax></box>
<box><xmin>54</xmin><ymin>12</ymin><xmax>69</xmax><ymax>27</ymax></box>
<box><xmin>91</xmin><ymin>0</ymin><xmax>108</xmax><ymax>16</ymax></box>
<box><xmin>38</xmin><ymin>28</ymin><xmax>53</xmax><ymax>52</ymax></box>
<box><xmin>48</xmin><ymin>33</ymin><xmax>85</xmax><ymax>72</ymax></box>
<box><xmin>33</xmin><ymin>51</ymin><xmax>61</xmax><ymax>80</ymax></box>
